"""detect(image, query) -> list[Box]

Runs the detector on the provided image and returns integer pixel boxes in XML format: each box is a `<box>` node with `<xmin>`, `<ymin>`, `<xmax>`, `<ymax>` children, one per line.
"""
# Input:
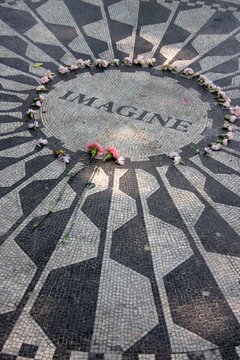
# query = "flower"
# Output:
<box><xmin>53</xmin><ymin>149</ymin><xmax>66</xmax><ymax>156</ymax></box>
<box><xmin>112</xmin><ymin>59</ymin><xmax>120</xmax><ymax>66</ymax></box>
<box><xmin>84</xmin><ymin>59</ymin><xmax>91</xmax><ymax>67</ymax></box>
<box><xmin>36</xmin><ymin>84</ymin><xmax>47</xmax><ymax>92</ymax></box>
<box><xmin>222</xmin><ymin>138</ymin><xmax>228</xmax><ymax>146</ymax></box>
<box><xmin>28</xmin><ymin>120</ymin><xmax>39</xmax><ymax>129</ymax></box>
<box><xmin>169</xmin><ymin>151</ymin><xmax>179</xmax><ymax>159</ymax></box>
<box><xmin>183</xmin><ymin>67</ymin><xmax>194</xmax><ymax>76</ymax></box>
<box><xmin>225</xmin><ymin>114</ymin><xmax>236</xmax><ymax>123</ymax></box>
<box><xmin>211</xmin><ymin>143</ymin><xmax>221</xmax><ymax>151</ymax></box>
<box><xmin>70</xmin><ymin>64</ymin><xmax>78</xmax><ymax>71</ymax></box>
<box><xmin>103</xmin><ymin>146</ymin><xmax>120</xmax><ymax>161</ymax></box>
<box><xmin>230</xmin><ymin>105</ymin><xmax>240</xmax><ymax>117</ymax></box>
<box><xmin>36</xmin><ymin>138</ymin><xmax>48</xmax><ymax>147</ymax></box>
<box><xmin>58</xmin><ymin>66</ymin><xmax>69</xmax><ymax>74</ymax></box>
<box><xmin>162</xmin><ymin>63</ymin><xmax>177</xmax><ymax>72</ymax></box>
<box><xmin>123</xmin><ymin>57</ymin><xmax>133</xmax><ymax>66</ymax></box>
<box><xmin>134</xmin><ymin>57</ymin><xmax>145</xmax><ymax>66</ymax></box>
<box><xmin>58</xmin><ymin>154</ymin><xmax>71</xmax><ymax>163</ymax></box>
<box><xmin>40</xmin><ymin>75</ymin><xmax>49</xmax><ymax>84</ymax></box>
<box><xmin>146</xmin><ymin>58</ymin><xmax>156</xmax><ymax>66</ymax></box>
<box><xmin>45</xmin><ymin>70</ymin><xmax>54</xmax><ymax>79</ymax></box>
<box><xmin>173</xmin><ymin>156</ymin><xmax>182</xmax><ymax>165</ymax></box>
<box><xmin>87</xmin><ymin>142</ymin><xmax>104</xmax><ymax>157</ymax></box>
<box><xmin>226</xmin><ymin>131</ymin><xmax>234</xmax><ymax>140</ymax></box>
<box><xmin>39</xmin><ymin>94</ymin><xmax>45</xmax><ymax>102</ymax></box>
<box><xmin>76</xmin><ymin>59</ymin><xmax>85</xmax><ymax>68</ymax></box>
<box><xmin>222</xmin><ymin>100</ymin><xmax>231</xmax><ymax>108</ymax></box>
<box><xmin>116</xmin><ymin>156</ymin><xmax>125</xmax><ymax>165</ymax></box>
<box><xmin>35</xmin><ymin>100</ymin><xmax>42</xmax><ymax>107</ymax></box>
<box><xmin>95</xmin><ymin>59</ymin><xmax>109</xmax><ymax>68</ymax></box>
<box><xmin>204</xmin><ymin>147</ymin><xmax>212</xmax><ymax>155</ymax></box>
<box><xmin>26</xmin><ymin>109</ymin><xmax>36</xmax><ymax>119</ymax></box>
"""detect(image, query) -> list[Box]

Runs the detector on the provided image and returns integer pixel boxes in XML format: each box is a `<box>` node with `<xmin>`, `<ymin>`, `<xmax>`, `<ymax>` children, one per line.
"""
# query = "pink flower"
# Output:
<box><xmin>40</xmin><ymin>75</ymin><xmax>49</xmax><ymax>84</ymax></box>
<box><xmin>58</xmin><ymin>66</ymin><xmax>69</xmax><ymax>74</ymax></box>
<box><xmin>58</xmin><ymin>154</ymin><xmax>71</xmax><ymax>164</ymax></box>
<box><xmin>104</xmin><ymin>146</ymin><xmax>120</xmax><ymax>161</ymax></box>
<box><xmin>70</xmin><ymin>64</ymin><xmax>78</xmax><ymax>71</ymax></box>
<box><xmin>28</xmin><ymin>120</ymin><xmax>39</xmax><ymax>129</ymax></box>
<box><xmin>116</xmin><ymin>156</ymin><xmax>125</xmax><ymax>165</ymax></box>
<box><xmin>230</xmin><ymin>105</ymin><xmax>240</xmax><ymax>118</ymax></box>
<box><xmin>226</xmin><ymin>131</ymin><xmax>234</xmax><ymax>140</ymax></box>
<box><xmin>211</xmin><ymin>143</ymin><xmax>221</xmax><ymax>151</ymax></box>
<box><xmin>36</xmin><ymin>138</ymin><xmax>48</xmax><ymax>147</ymax></box>
<box><xmin>87</xmin><ymin>142</ymin><xmax>104</xmax><ymax>157</ymax></box>
<box><xmin>35</xmin><ymin>100</ymin><xmax>42</xmax><ymax>107</ymax></box>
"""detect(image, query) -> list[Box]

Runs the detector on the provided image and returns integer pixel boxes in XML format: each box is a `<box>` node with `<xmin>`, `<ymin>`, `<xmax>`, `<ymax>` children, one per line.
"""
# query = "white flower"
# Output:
<box><xmin>95</xmin><ymin>59</ymin><xmax>109</xmax><ymax>68</ymax></box>
<box><xmin>169</xmin><ymin>151</ymin><xmax>179</xmax><ymax>159</ymax></box>
<box><xmin>70</xmin><ymin>64</ymin><xmax>78</xmax><ymax>71</ymax></box>
<box><xmin>84</xmin><ymin>59</ymin><xmax>91</xmax><ymax>67</ymax></box>
<box><xmin>35</xmin><ymin>100</ymin><xmax>42</xmax><ymax>107</ymax></box>
<box><xmin>223</xmin><ymin>100</ymin><xmax>231</xmax><ymax>108</ymax></box>
<box><xmin>58</xmin><ymin>154</ymin><xmax>71</xmax><ymax>163</ymax></box>
<box><xmin>58</xmin><ymin>66</ymin><xmax>69</xmax><ymax>74</ymax></box>
<box><xmin>146</xmin><ymin>58</ymin><xmax>156</xmax><ymax>66</ymax></box>
<box><xmin>26</xmin><ymin>109</ymin><xmax>36</xmax><ymax>118</ymax></box>
<box><xmin>211</xmin><ymin>143</ymin><xmax>221</xmax><ymax>151</ymax></box>
<box><xmin>229</xmin><ymin>115</ymin><xmax>236</xmax><ymax>123</ymax></box>
<box><xmin>45</xmin><ymin>70</ymin><xmax>54</xmax><ymax>79</ymax></box>
<box><xmin>36</xmin><ymin>138</ymin><xmax>48</xmax><ymax>147</ymax></box>
<box><xmin>116</xmin><ymin>156</ymin><xmax>125</xmax><ymax>165</ymax></box>
<box><xmin>183</xmin><ymin>67</ymin><xmax>194</xmax><ymax>75</ymax></box>
<box><xmin>76</xmin><ymin>59</ymin><xmax>85</xmax><ymax>68</ymax></box>
<box><xmin>204</xmin><ymin>147</ymin><xmax>212</xmax><ymax>154</ymax></box>
<box><xmin>134</xmin><ymin>57</ymin><xmax>144</xmax><ymax>66</ymax></box>
<box><xmin>226</xmin><ymin>131</ymin><xmax>234</xmax><ymax>140</ymax></box>
<box><xmin>36</xmin><ymin>85</ymin><xmax>47</xmax><ymax>92</ymax></box>
<box><xmin>38</xmin><ymin>94</ymin><xmax>45</xmax><ymax>102</ymax></box>
<box><xmin>113</xmin><ymin>59</ymin><xmax>120</xmax><ymax>66</ymax></box>
<box><xmin>222</xmin><ymin>138</ymin><xmax>228</xmax><ymax>146</ymax></box>
<box><xmin>173</xmin><ymin>156</ymin><xmax>182</xmax><ymax>165</ymax></box>
<box><xmin>28</xmin><ymin>120</ymin><xmax>39</xmax><ymax>129</ymax></box>
<box><xmin>123</xmin><ymin>57</ymin><xmax>133</xmax><ymax>65</ymax></box>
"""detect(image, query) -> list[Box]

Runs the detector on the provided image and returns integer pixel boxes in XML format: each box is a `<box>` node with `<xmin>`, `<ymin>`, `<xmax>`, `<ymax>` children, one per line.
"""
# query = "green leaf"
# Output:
<box><xmin>33</xmin><ymin>62</ymin><xmax>43</xmax><ymax>68</ymax></box>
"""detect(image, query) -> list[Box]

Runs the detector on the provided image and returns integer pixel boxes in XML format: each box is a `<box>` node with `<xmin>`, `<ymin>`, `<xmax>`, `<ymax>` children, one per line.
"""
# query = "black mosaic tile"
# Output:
<box><xmin>18</xmin><ymin>343</ymin><xmax>38</xmax><ymax>358</ymax></box>
<box><xmin>31</xmin><ymin>259</ymin><xmax>101</xmax><ymax>351</ymax></box>
<box><xmin>164</xmin><ymin>254</ymin><xmax>240</xmax><ymax>346</ymax></box>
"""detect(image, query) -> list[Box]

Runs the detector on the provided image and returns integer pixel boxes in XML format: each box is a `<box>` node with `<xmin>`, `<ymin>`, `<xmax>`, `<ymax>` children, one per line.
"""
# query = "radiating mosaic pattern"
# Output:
<box><xmin>0</xmin><ymin>0</ymin><xmax>240</xmax><ymax>359</ymax></box>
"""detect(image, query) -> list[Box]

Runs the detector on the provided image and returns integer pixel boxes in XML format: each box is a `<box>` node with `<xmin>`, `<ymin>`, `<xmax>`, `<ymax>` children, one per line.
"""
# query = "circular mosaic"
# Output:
<box><xmin>41</xmin><ymin>70</ymin><xmax>211</xmax><ymax>160</ymax></box>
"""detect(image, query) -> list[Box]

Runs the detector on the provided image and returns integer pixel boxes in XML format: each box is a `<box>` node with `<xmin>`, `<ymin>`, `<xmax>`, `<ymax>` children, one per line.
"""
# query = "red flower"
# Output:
<box><xmin>87</xmin><ymin>142</ymin><xmax>104</xmax><ymax>157</ymax></box>
<box><xmin>104</xmin><ymin>146</ymin><xmax>120</xmax><ymax>161</ymax></box>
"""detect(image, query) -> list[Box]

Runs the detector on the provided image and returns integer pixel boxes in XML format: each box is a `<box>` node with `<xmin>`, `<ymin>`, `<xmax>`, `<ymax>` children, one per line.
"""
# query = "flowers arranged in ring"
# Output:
<box><xmin>25</xmin><ymin>58</ymin><xmax>239</xmax><ymax>164</ymax></box>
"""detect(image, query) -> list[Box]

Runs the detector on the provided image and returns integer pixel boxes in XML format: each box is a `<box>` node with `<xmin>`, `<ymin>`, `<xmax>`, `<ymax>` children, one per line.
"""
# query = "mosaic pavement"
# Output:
<box><xmin>0</xmin><ymin>0</ymin><xmax>240</xmax><ymax>359</ymax></box>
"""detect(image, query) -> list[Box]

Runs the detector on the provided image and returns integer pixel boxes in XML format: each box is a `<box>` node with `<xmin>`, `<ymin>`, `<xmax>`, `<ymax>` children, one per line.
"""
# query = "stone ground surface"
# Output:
<box><xmin>0</xmin><ymin>0</ymin><xmax>240</xmax><ymax>359</ymax></box>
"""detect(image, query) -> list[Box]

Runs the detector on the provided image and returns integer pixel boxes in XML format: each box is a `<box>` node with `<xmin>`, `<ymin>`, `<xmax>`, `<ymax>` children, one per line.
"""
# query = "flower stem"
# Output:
<box><xmin>61</xmin><ymin>166</ymin><xmax>100</xmax><ymax>245</ymax></box>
